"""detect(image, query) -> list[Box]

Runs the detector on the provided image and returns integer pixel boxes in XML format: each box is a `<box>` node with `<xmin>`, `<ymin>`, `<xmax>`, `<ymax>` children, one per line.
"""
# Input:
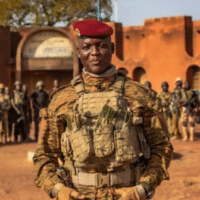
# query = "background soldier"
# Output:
<box><xmin>0</xmin><ymin>83</ymin><xmax>10</xmax><ymax>144</ymax></box>
<box><xmin>52</xmin><ymin>79</ymin><xmax>59</xmax><ymax>93</ymax></box>
<box><xmin>10</xmin><ymin>81</ymin><xmax>26</xmax><ymax>142</ymax></box>
<box><xmin>181</xmin><ymin>80</ymin><xmax>199</xmax><ymax>141</ymax></box>
<box><xmin>159</xmin><ymin>81</ymin><xmax>173</xmax><ymax>136</ymax></box>
<box><xmin>4</xmin><ymin>86</ymin><xmax>13</xmax><ymax>142</ymax></box>
<box><xmin>33</xmin><ymin>20</ymin><xmax>173</xmax><ymax>200</ymax></box>
<box><xmin>171</xmin><ymin>77</ymin><xmax>186</xmax><ymax>139</ymax></box>
<box><xmin>22</xmin><ymin>85</ymin><xmax>32</xmax><ymax>141</ymax></box>
<box><xmin>30</xmin><ymin>81</ymin><xmax>49</xmax><ymax>142</ymax></box>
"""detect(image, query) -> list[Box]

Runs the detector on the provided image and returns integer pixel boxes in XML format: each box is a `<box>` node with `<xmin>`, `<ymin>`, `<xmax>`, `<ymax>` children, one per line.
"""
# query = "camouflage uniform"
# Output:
<box><xmin>180</xmin><ymin>88</ymin><xmax>199</xmax><ymax>141</ymax></box>
<box><xmin>31</xmin><ymin>81</ymin><xmax>49</xmax><ymax>141</ymax></box>
<box><xmin>159</xmin><ymin>91</ymin><xmax>173</xmax><ymax>136</ymax></box>
<box><xmin>10</xmin><ymin>88</ymin><xmax>26</xmax><ymax>142</ymax></box>
<box><xmin>171</xmin><ymin>88</ymin><xmax>186</xmax><ymax>138</ymax></box>
<box><xmin>33</xmin><ymin>70</ymin><xmax>173</xmax><ymax>199</ymax></box>
<box><xmin>0</xmin><ymin>85</ymin><xmax>11</xmax><ymax>143</ymax></box>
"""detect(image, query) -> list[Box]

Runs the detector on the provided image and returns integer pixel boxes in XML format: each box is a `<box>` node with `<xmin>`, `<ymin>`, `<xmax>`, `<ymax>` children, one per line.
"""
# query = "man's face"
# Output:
<box><xmin>16</xmin><ymin>85</ymin><xmax>21</xmax><ymax>91</ymax></box>
<box><xmin>78</xmin><ymin>37</ymin><xmax>114</xmax><ymax>74</ymax></box>
<box><xmin>38</xmin><ymin>86</ymin><xmax>43</xmax><ymax>91</ymax></box>
<box><xmin>162</xmin><ymin>85</ymin><xmax>168</xmax><ymax>92</ymax></box>
<box><xmin>176</xmin><ymin>81</ymin><xmax>182</xmax><ymax>88</ymax></box>
<box><xmin>5</xmin><ymin>87</ymin><xmax>9</xmax><ymax>94</ymax></box>
<box><xmin>185</xmin><ymin>81</ymin><xmax>190</xmax><ymax>90</ymax></box>
<box><xmin>54</xmin><ymin>80</ymin><xmax>59</xmax><ymax>88</ymax></box>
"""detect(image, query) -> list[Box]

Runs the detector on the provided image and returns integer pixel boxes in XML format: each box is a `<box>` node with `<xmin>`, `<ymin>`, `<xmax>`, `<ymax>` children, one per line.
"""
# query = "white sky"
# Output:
<box><xmin>111</xmin><ymin>0</ymin><xmax>200</xmax><ymax>26</ymax></box>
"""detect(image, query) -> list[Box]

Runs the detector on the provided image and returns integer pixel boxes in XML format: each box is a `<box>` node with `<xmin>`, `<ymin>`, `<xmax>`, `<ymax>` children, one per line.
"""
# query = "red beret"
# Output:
<box><xmin>73</xmin><ymin>19</ymin><xmax>113</xmax><ymax>38</ymax></box>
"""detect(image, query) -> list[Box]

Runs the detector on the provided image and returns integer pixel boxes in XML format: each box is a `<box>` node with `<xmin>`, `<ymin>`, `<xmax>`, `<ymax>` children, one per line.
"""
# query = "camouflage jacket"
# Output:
<box><xmin>33</xmin><ymin>72</ymin><xmax>173</xmax><ymax>197</ymax></box>
<box><xmin>159</xmin><ymin>91</ymin><xmax>172</xmax><ymax>112</ymax></box>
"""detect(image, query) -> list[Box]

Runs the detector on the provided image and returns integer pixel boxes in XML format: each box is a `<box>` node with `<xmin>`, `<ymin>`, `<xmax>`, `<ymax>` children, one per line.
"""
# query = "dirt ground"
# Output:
<box><xmin>0</xmin><ymin>127</ymin><xmax>200</xmax><ymax>200</ymax></box>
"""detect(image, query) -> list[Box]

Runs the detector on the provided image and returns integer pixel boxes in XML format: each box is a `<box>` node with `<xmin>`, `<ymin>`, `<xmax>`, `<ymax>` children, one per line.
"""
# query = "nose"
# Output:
<box><xmin>91</xmin><ymin>45</ymin><xmax>99</xmax><ymax>55</ymax></box>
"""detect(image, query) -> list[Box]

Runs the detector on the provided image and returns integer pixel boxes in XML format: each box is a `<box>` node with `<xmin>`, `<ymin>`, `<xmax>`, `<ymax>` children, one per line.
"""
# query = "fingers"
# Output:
<box><xmin>70</xmin><ymin>190</ymin><xmax>85</xmax><ymax>199</ymax></box>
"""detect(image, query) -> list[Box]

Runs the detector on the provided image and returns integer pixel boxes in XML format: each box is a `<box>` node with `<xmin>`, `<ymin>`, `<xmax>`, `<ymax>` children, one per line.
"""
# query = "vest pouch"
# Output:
<box><xmin>114</xmin><ymin>124</ymin><xmax>140</xmax><ymax>163</ymax></box>
<box><xmin>67</xmin><ymin>126</ymin><xmax>94</xmax><ymax>163</ymax></box>
<box><xmin>61</xmin><ymin>130</ymin><xmax>71</xmax><ymax>157</ymax></box>
<box><xmin>93</xmin><ymin>124</ymin><xmax>115</xmax><ymax>157</ymax></box>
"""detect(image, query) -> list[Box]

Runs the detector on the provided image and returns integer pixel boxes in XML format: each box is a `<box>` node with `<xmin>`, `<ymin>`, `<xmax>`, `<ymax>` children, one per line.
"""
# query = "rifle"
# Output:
<box><xmin>171</xmin><ymin>93</ymin><xmax>180</xmax><ymax>117</ymax></box>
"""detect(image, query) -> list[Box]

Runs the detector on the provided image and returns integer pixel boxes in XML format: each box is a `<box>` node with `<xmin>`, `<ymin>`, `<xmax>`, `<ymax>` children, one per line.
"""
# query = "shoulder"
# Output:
<box><xmin>124</xmin><ymin>77</ymin><xmax>150</xmax><ymax>106</ymax></box>
<box><xmin>48</xmin><ymin>84</ymin><xmax>78</xmax><ymax>112</ymax></box>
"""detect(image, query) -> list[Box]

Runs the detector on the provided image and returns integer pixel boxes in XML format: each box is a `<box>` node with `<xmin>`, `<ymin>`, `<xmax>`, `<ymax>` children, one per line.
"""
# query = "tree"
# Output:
<box><xmin>0</xmin><ymin>0</ymin><xmax>112</xmax><ymax>31</ymax></box>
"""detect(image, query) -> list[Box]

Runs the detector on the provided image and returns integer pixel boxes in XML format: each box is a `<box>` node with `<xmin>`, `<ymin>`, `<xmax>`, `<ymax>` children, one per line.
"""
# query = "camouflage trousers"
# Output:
<box><xmin>0</xmin><ymin>113</ymin><xmax>9</xmax><ymax>143</ymax></box>
<box><xmin>171</xmin><ymin>112</ymin><xmax>181</xmax><ymax>138</ymax></box>
<box><xmin>180</xmin><ymin>107</ymin><xmax>196</xmax><ymax>126</ymax></box>
<box><xmin>163</xmin><ymin>111</ymin><xmax>173</xmax><ymax>136</ymax></box>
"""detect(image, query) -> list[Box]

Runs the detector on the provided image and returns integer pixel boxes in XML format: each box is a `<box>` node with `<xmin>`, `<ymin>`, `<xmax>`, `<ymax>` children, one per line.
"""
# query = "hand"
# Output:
<box><xmin>113</xmin><ymin>185</ymin><xmax>146</xmax><ymax>200</ymax></box>
<box><xmin>57</xmin><ymin>187</ymin><xmax>85</xmax><ymax>200</ymax></box>
<box><xmin>17</xmin><ymin>110</ymin><xmax>21</xmax><ymax>115</ymax></box>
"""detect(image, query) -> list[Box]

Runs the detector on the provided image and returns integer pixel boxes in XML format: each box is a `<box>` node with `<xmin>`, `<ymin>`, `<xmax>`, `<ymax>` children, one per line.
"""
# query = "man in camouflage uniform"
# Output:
<box><xmin>180</xmin><ymin>81</ymin><xmax>199</xmax><ymax>141</ymax></box>
<box><xmin>171</xmin><ymin>77</ymin><xmax>186</xmax><ymax>139</ymax></box>
<box><xmin>10</xmin><ymin>81</ymin><xmax>26</xmax><ymax>142</ymax></box>
<box><xmin>33</xmin><ymin>19</ymin><xmax>173</xmax><ymax>200</ymax></box>
<box><xmin>4</xmin><ymin>86</ymin><xmax>13</xmax><ymax>142</ymax></box>
<box><xmin>22</xmin><ymin>84</ymin><xmax>32</xmax><ymax>141</ymax></box>
<box><xmin>159</xmin><ymin>82</ymin><xmax>173</xmax><ymax>136</ymax></box>
<box><xmin>30</xmin><ymin>81</ymin><xmax>49</xmax><ymax>142</ymax></box>
<box><xmin>0</xmin><ymin>83</ymin><xmax>10</xmax><ymax>143</ymax></box>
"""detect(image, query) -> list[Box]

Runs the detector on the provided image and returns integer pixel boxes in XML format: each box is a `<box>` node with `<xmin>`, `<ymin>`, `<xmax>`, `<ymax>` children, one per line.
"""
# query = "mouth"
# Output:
<box><xmin>91</xmin><ymin>60</ymin><xmax>100</xmax><ymax>64</ymax></box>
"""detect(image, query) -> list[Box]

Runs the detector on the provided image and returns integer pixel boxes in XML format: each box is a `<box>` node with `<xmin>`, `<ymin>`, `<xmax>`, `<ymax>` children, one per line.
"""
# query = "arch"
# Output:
<box><xmin>186</xmin><ymin>65</ymin><xmax>200</xmax><ymax>90</ymax></box>
<box><xmin>16</xmin><ymin>27</ymin><xmax>78</xmax><ymax>81</ymax></box>
<box><xmin>132</xmin><ymin>67</ymin><xmax>146</xmax><ymax>84</ymax></box>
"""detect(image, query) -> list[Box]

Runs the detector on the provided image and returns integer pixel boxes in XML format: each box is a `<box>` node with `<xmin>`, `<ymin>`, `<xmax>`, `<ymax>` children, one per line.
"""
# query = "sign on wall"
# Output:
<box><xmin>22</xmin><ymin>31</ymin><xmax>73</xmax><ymax>58</ymax></box>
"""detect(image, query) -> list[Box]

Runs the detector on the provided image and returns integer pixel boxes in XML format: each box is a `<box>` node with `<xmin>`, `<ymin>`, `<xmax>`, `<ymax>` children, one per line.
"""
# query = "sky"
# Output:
<box><xmin>110</xmin><ymin>0</ymin><xmax>200</xmax><ymax>26</ymax></box>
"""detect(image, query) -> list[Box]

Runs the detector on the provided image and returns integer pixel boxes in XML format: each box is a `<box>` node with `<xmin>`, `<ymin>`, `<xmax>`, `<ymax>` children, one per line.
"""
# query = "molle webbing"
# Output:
<box><xmin>71</xmin><ymin>73</ymin><xmax>126</xmax><ymax>96</ymax></box>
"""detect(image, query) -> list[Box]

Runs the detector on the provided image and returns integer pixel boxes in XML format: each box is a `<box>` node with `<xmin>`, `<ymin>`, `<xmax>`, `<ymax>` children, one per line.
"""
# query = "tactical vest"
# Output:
<box><xmin>13</xmin><ymin>90</ymin><xmax>24</xmax><ymax>105</ymax></box>
<box><xmin>61</xmin><ymin>74</ymin><xmax>150</xmax><ymax>172</ymax></box>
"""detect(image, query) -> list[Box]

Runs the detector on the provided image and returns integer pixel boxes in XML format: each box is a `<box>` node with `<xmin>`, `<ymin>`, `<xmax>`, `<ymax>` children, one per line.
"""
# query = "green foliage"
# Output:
<box><xmin>0</xmin><ymin>0</ymin><xmax>112</xmax><ymax>31</ymax></box>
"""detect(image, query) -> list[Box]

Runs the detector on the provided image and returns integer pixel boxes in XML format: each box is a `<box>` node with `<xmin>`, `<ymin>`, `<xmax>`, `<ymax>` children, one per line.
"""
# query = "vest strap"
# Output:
<box><xmin>71</xmin><ymin>75</ymin><xmax>85</xmax><ymax>97</ymax></box>
<box><xmin>112</xmin><ymin>74</ymin><xmax>126</xmax><ymax>94</ymax></box>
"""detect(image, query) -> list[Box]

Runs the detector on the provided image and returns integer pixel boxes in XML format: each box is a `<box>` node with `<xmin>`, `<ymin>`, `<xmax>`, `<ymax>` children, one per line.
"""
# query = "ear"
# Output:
<box><xmin>77</xmin><ymin>47</ymin><xmax>81</xmax><ymax>58</ymax></box>
<box><xmin>111</xmin><ymin>42</ymin><xmax>115</xmax><ymax>54</ymax></box>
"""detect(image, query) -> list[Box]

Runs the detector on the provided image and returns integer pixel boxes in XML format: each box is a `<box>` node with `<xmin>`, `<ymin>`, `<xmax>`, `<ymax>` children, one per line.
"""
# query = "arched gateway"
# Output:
<box><xmin>16</xmin><ymin>27</ymin><xmax>78</xmax><ymax>92</ymax></box>
<box><xmin>186</xmin><ymin>65</ymin><xmax>200</xmax><ymax>90</ymax></box>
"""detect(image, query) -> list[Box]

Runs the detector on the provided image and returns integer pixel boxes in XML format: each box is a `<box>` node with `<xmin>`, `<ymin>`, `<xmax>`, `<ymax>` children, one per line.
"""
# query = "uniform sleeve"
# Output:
<box><xmin>33</xmin><ymin>108</ymin><xmax>65</xmax><ymax>197</ymax></box>
<box><xmin>124</xmin><ymin>79</ymin><xmax>173</xmax><ymax>192</ymax></box>
<box><xmin>139</xmin><ymin>105</ymin><xmax>173</xmax><ymax>191</ymax></box>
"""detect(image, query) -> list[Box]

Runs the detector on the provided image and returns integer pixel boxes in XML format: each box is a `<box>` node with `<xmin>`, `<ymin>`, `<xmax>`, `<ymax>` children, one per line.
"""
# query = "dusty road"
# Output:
<box><xmin>0</xmin><ymin>131</ymin><xmax>200</xmax><ymax>200</ymax></box>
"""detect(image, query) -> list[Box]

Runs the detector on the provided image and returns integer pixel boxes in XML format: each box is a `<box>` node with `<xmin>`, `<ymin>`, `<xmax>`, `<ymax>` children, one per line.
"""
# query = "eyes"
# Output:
<box><xmin>81</xmin><ymin>43</ymin><xmax>109</xmax><ymax>51</ymax></box>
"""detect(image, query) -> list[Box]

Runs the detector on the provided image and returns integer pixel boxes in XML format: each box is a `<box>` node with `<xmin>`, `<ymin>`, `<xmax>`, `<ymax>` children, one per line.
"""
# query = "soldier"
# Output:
<box><xmin>33</xmin><ymin>19</ymin><xmax>173</xmax><ymax>200</ymax></box>
<box><xmin>30</xmin><ymin>81</ymin><xmax>49</xmax><ymax>142</ymax></box>
<box><xmin>181</xmin><ymin>81</ymin><xmax>199</xmax><ymax>141</ymax></box>
<box><xmin>52</xmin><ymin>79</ymin><xmax>59</xmax><ymax>93</ymax></box>
<box><xmin>22</xmin><ymin>85</ymin><xmax>32</xmax><ymax>141</ymax></box>
<box><xmin>159</xmin><ymin>82</ymin><xmax>173</xmax><ymax>136</ymax></box>
<box><xmin>4</xmin><ymin>86</ymin><xmax>14</xmax><ymax>142</ymax></box>
<box><xmin>144</xmin><ymin>81</ymin><xmax>161</xmax><ymax>111</ymax></box>
<box><xmin>10</xmin><ymin>81</ymin><xmax>26</xmax><ymax>142</ymax></box>
<box><xmin>144</xmin><ymin>81</ymin><xmax>157</xmax><ymax>100</ymax></box>
<box><xmin>171</xmin><ymin>77</ymin><xmax>186</xmax><ymax>139</ymax></box>
<box><xmin>0</xmin><ymin>83</ymin><xmax>10</xmax><ymax>144</ymax></box>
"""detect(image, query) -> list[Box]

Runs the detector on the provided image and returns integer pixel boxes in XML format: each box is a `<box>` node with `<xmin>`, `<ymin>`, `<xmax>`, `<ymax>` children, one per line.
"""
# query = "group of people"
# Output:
<box><xmin>0</xmin><ymin>79</ymin><xmax>59</xmax><ymax>144</ymax></box>
<box><xmin>144</xmin><ymin>76</ymin><xmax>199</xmax><ymax>141</ymax></box>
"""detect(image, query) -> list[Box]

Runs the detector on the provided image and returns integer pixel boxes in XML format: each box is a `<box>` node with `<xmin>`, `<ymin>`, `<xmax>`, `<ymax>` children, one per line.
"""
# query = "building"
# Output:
<box><xmin>1</xmin><ymin>15</ymin><xmax>200</xmax><ymax>93</ymax></box>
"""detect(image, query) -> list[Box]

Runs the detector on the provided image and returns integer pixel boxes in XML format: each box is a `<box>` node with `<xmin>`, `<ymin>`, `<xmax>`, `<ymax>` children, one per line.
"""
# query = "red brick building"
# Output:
<box><xmin>1</xmin><ymin>15</ymin><xmax>200</xmax><ymax>93</ymax></box>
